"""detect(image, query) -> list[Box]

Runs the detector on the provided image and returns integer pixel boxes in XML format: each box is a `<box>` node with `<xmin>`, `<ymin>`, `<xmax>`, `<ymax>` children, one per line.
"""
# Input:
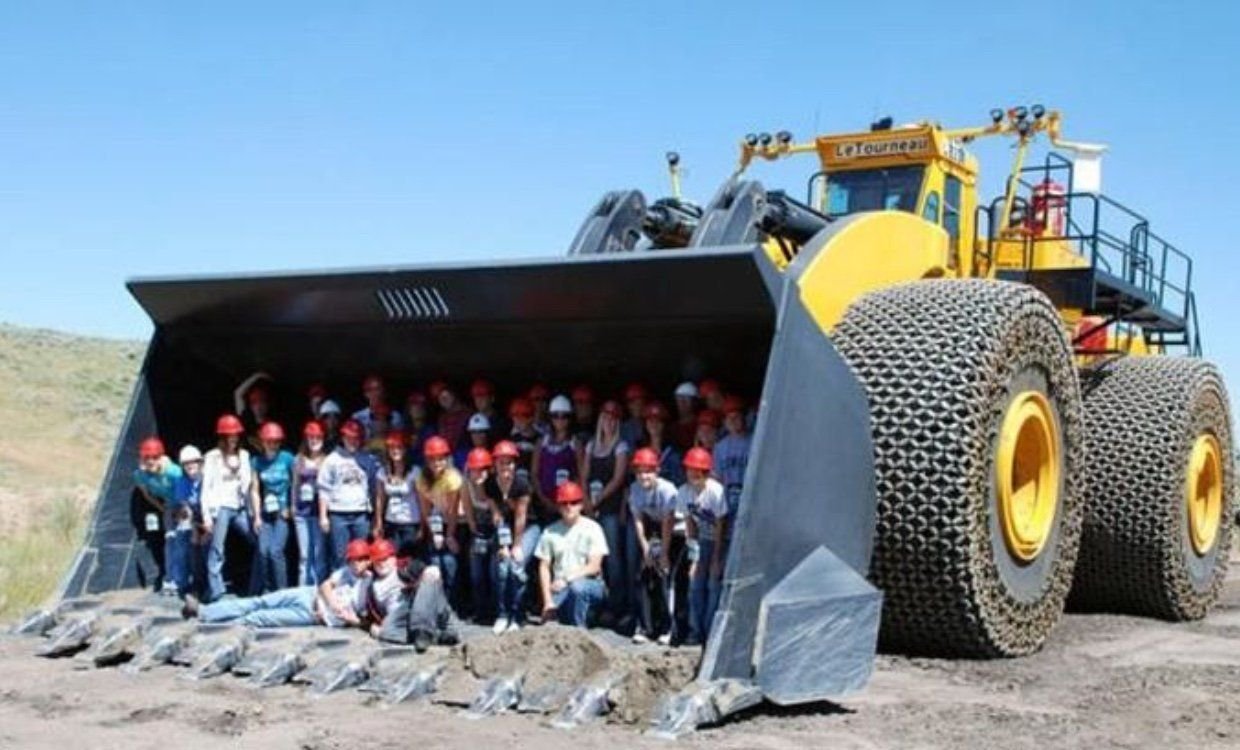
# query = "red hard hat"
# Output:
<box><xmin>370</xmin><ymin>538</ymin><xmax>396</xmax><ymax>562</ymax></box>
<box><xmin>345</xmin><ymin>539</ymin><xmax>371</xmax><ymax>561</ymax></box>
<box><xmin>683</xmin><ymin>447</ymin><xmax>714</xmax><ymax>472</ymax></box>
<box><xmin>555</xmin><ymin>481</ymin><xmax>585</xmax><ymax>505</ymax></box>
<box><xmin>722</xmin><ymin>395</ymin><xmax>745</xmax><ymax>415</ymax></box>
<box><xmin>508</xmin><ymin>397</ymin><xmax>534</xmax><ymax>419</ymax></box>
<box><xmin>471</xmin><ymin>379</ymin><xmax>494</xmax><ymax>398</ymax></box>
<box><xmin>307</xmin><ymin>383</ymin><xmax>328</xmax><ymax>399</ymax></box>
<box><xmin>138</xmin><ymin>436</ymin><xmax>165</xmax><ymax>459</ymax></box>
<box><xmin>362</xmin><ymin>374</ymin><xmax>384</xmax><ymax>391</ymax></box>
<box><xmin>258</xmin><ymin>422</ymin><xmax>285</xmax><ymax>442</ymax></box>
<box><xmin>698</xmin><ymin>379</ymin><xmax>722</xmax><ymax>398</ymax></box>
<box><xmin>643</xmin><ymin>402</ymin><xmax>669</xmax><ymax>422</ymax></box>
<box><xmin>631</xmin><ymin>447</ymin><xmax>659</xmax><ymax>471</ymax></box>
<box><xmin>624</xmin><ymin>382</ymin><xmax>648</xmax><ymax>401</ymax></box>
<box><xmin>216</xmin><ymin>414</ymin><xmax>245</xmax><ymax>436</ymax></box>
<box><xmin>385</xmin><ymin>429</ymin><xmax>408</xmax><ymax>449</ymax></box>
<box><xmin>466</xmin><ymin>447</ymin><xmax>494</xmax><ymax>471</ymax></box>
<box><xmin>339</xmin><ymin>419</ymin><xmax>364</xmax><ymax>439</ymax></box>
<box><xmin>527</xmin><ymin>383</ymin><xmax>550</xmax><ymax>400</ymax></box>
<box><xmin>406</xmin><ymin>390</ymin><xmax>427</xmax><ymax>406</ymax></box>
<box><xmin>600</xmin><ymin>400</ymin><xmax>623</xmax><ymax>418</ymax></box>
<box><xmin>423</xmin><ymin>435</ymin><xmax>451</xmax><ymax>458</ymax></box>
<box><xmin>428</xmin><ymin>380</ymin><xmax>449</xmax><ymax>401</ymax></box>
<box><xmin>492</xmin><ymin>440</ymin><xmax>520</xmax><ymax>460</ymax></box>
<box><xmin>571</xmin><ymin>384</ymin><xmax>594</xmax><ymax>402</ymax></box>
<box><xmin>696</xmin><ymin>409</ymin><xmax>721</xmax><ymax>428</ymax></box>
<box><xmin>302</xmin><ymin>420</ymin><xmax>325</xmax><ymax>439</ymax></box>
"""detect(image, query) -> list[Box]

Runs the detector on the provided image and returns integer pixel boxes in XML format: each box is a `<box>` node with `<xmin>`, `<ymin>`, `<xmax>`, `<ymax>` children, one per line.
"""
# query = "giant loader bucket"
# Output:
<box><xmin>61</xmin><ymin>243</ymin><xmax>880</xmax><ymax>709</ymax></box>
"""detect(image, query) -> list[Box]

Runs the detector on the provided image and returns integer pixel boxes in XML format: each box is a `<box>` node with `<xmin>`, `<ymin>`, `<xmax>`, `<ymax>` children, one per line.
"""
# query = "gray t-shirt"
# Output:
<box><xmin>535</xmin><ymin>516</ymin><xmax>609</xmax><ymax>581</ymax></box>
<box><xmin>627</xmin><ymin>477</ymin><xmax>680</xmax><ymax>526</ymax></box>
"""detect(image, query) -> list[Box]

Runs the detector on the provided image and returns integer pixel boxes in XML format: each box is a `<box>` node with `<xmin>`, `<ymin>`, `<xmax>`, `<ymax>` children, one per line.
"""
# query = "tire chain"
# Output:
<box><xmin>833</xmin><ymin>279</ymin><xmax>1083</xmax><ymax>657</ymax></box>
<box><xmin>1068</xmin><ymin>356</ymin><xmax>1234</xmax><ymax>619</ymax></box>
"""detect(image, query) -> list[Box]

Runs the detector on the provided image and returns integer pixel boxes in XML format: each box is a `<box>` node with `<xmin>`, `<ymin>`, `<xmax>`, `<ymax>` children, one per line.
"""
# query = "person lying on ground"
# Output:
<box><xmin>180</xmin><ymin>538</ymin><xmax>373</xmax><ymax>628</ymax></box>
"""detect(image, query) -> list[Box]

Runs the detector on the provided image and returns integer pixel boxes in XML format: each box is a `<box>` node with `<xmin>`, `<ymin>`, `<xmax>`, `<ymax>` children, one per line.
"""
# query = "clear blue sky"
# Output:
<box><xmin>2</xmin><ymin>2</ymin><xmax>1238</xmax><ymax>403</ymax></box>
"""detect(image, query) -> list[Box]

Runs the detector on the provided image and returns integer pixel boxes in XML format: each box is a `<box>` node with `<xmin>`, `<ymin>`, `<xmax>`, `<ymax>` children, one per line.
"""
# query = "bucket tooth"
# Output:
<box><xmin>465</xmin><ymin>673</ymin><xmax>524</xmax><ymax>718</ymax></box>
<box><xmin>647</xmin><ymin>679</ymin><xmax>763</xmax><ymax>738</ymax></box>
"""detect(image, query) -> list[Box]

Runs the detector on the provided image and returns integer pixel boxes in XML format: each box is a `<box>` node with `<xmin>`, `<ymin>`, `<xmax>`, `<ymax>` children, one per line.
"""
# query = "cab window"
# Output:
<box><xmin>825</xmin><ymin>166</ymin><xmax>925</xmax><ymax>217</ymax></box>
<box><xmin>922</xmin><ymin>191</ymin><xmax>941</xmax><ymax>223</ymax></box>
<box><xmin>944</xmin><ymin>175</ymin><xmax>962</xmax><ymax>242</ymax></box>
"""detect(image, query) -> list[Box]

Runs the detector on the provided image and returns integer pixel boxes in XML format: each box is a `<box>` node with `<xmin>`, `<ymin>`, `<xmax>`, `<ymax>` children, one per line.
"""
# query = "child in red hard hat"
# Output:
<box><xmin>250</xmin><ymin>422</ymin><xmax>295</xmax><ymax>594</ymax></box>
<box><xmin>417</xmin><ymin>435</ymin><xmax>469</xmax><ymax>607</ymax></box>
<box><xmin>318</xmin><ymin>418</ymin><xmax>379</xmax><ymax>572</ymax></box>
<box><xmin>291</xmin><ymin>421</ymin><xmax>329</xmax><ymax>586</ymax></box>
<box><xmin>678</xmin><ymin>447</ymin><xmax>728</xmax><ymax>646</ymax></box>
<box><xmin>535</xmin><ymin>481</ymin><xmax>609</xmax><ymax>627</ymax></box>
<box><xmin>374</xmin><ymin>430</ymin><xmax>421</xmax><ymax>562</ymax></box>
<box><xmin>133</xmin><ymin>436</ymin><xmax>183</xmax><ymax>595</ymax></box>
<box><xmin>485</xmin><ymin>440</ymin><xmax>539</xmax><ymax>634</ymax></box>
<box><xmin>201</xmin><ymin>414</ymin><xmax>258</xmax><ymax>602</ymax></box>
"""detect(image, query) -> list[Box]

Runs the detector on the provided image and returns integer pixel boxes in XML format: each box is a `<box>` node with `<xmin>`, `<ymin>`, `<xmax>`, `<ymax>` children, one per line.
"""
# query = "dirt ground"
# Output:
<box><xmin>3</xmin><ymin>567</ymin><xmax>1240</xmax><ymax>750</ymax></box>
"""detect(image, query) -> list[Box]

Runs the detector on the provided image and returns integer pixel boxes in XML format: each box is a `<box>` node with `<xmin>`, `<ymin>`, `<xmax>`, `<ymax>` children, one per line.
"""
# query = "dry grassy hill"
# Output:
<box><xmin>0</xmin><ymin>323</ymin><xmax>142</xmax><ymax>618</ymax></box>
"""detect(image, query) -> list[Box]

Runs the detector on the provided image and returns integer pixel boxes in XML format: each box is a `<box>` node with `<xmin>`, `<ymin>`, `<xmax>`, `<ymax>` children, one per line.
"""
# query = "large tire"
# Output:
<box><xmin>833</xmin><ymin>279</ymin><xmax>1084</xmax><ymax>657</ymax></box>
<box><xmin>1068</xmin><ymin>357</ymin><xmax>1234</xmax><ymax>619</ymax></box>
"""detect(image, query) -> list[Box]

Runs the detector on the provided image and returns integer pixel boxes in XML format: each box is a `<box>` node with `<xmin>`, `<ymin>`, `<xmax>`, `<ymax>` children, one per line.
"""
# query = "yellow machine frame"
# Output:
<box><xmin>730</xmin><ymin>107</ymin><xmax>1151</xmax><ymax>356</ymax></box>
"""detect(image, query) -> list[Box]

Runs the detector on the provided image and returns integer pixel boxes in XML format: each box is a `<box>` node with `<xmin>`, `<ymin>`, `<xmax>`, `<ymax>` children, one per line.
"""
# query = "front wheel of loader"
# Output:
<box><xmin>1068</xmin><ymin>357</ymin><xmax>1234</xmax><ymax>619</ymax></box>
<box><xmin>833</xmin><ymin>279</ymin><xmax>1084</xmax><ymax>657</ymax></box>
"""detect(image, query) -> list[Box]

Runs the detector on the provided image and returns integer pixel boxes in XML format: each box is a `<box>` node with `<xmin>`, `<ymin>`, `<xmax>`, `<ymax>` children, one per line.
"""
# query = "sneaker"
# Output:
<box><xmin>632</xmin><ymin>631</ymin><xmax>649</xmax><ymax>645</ymax></box>
<box><xmin>492</xmin><ymin>617</ymin><xmax>510</xmax><ymax>635</ymax></box>
<box><xmin>180</xmin><ymin>594</ymin><xmax>199</xmax><ymax>620</ymax></box>
<box><xmin>657</xmin><ymin>633</ymin><xmax>672</xmax><ymax>646</ymax></box>
<box><xmin>411</xmin><ymin>628</ymin><xmax>434</xmax><ymax>653</ymax></box>
<box><xmin>506</xmin><ymin>620</ymin><xmax>522</xmax><ymax>634</ymax></box>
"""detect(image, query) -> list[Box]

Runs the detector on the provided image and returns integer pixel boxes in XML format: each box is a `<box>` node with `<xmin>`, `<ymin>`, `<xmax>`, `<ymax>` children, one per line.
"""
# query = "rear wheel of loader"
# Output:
<box><xmin>1068</xmin><ymin>357</ymin><xmax>1233</xmax><ymax>619</ymax></box>
<box><xmin>833</xmin><ymin>279</ymin><xmax>1084</xmax><ymax>657</ymax></box>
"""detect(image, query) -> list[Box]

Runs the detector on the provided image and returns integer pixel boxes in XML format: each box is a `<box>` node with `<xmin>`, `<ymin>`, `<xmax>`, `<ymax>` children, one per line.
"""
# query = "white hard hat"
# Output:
<box><xmin>318</xmin><ymin>399</ymin><xmax>342</xmax><ymax>416</ymax></box>
<box><xmin>674</xmin><ymin>381</ymin><xmax>698</xmax><ymax>398</ymax></box>
<box><xmin>178</xmin><ymin>445</ymin><xmax>203</xmax><ymax>464</ymax></box>
<box><xmin>549</xmin><ymin>395</ymin><xmax>573</xmax><ymax>415</ymax></box>
<box><xmin>468</xmin><ymin>413</ymin><xmax>491</xmax><ymax>432</ymax></box>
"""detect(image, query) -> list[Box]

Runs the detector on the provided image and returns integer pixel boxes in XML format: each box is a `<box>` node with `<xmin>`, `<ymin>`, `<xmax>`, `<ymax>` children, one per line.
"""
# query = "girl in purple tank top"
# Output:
<box><xmin>531</xmin><ymin>395</ymin><xmax>582</xmax><ymax>526</ymax></box>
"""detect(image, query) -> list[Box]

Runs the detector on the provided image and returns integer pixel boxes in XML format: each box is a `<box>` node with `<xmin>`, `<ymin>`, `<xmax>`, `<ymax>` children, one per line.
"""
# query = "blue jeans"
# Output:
<box><xmin>328</xmin><ymin>511</ymin><xmax>371</xmax><ymax>570</ymax></box>
<box><xmin>467</xmin><ymin>534</ymin><xmax>493</xmax><ymax>621</ymax></box>
<box><xmin>293</xmin><ymin>515</ymin><xmax>327</xmax><ymax>586</ymax></box>
<box><xmin>384</xmin><ymin>522</ymin><xmax>422</xmax><ymax>560</ymax></box>
<box><xmin>206</xmin><ymin>506</ymin><xmax>258</xmax><ymax>603</ymax></box>
<box><xmin>424</xmin><ymin>545</ymin><xmax>459</xmax><ymax>595</ymax></box>
<box><xmin>598</xmin><ymin>512</ymin><xmax>628</xmax><ymax>616</ymax></box>
<box><xmin>164</xmin><ymin>526</ymin><xmax>192</xmax><ymax>595</ymax></box>
<box><xmin>492</xmin><ymin>525</ymin><xmax>541</xmax><ymax>622</ymax></box>
<box><xmin>552</xmin><ymin>577</ymin><xmax>606</xmax><ymax>627</ymax></box>
<box><xmin>256</xmin><ymin>516</ymin><xmax>290</xmax><ymax>593</ymax></box>
<box><xmin>689</xmin><ymin>538</ymin><xmax>722</xmax><ymax>642</ymax></box>
<box><xmin>199</xmin><ymin>586</ymin><xmax>319</xmax><ymax>628</ymax></box>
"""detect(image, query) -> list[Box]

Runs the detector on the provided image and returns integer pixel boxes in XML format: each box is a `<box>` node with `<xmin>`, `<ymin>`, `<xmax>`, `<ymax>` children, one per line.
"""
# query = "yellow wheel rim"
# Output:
<box><xmin>1186</xmin><ymin>434</ymin><xmax>1223</xmax><ymax>556</ymax></box>
<box><xmin>996</xmin><ymin>390</ymin><xmax>1061</xmax><ymax>563</ymax></box>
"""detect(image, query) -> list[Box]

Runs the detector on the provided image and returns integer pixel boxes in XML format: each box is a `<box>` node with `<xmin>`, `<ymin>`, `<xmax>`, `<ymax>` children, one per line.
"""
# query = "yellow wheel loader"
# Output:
<box><xmin>64</xmin><ymin>106</ymin><xmax>1233</xmax><ymax>729</ymax></box>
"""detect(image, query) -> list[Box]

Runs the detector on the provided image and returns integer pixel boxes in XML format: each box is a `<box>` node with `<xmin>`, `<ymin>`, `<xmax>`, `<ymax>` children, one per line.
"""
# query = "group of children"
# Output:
<box><xmin>132</xmin><ymin>375</ymin><xmax>755</xmax><ymax>646</ymax></box>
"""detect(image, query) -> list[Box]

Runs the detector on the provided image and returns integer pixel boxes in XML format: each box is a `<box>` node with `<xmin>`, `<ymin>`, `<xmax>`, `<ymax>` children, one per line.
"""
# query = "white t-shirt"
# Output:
<box><xmin>318</xmin><ymin>448</ymin><xmax>372</xmax><ymax>513</ymax></box>
<box><xmin>676</xmin><ymin>478</ymin><xmax>728</xmax><ymax>543</ymax></box>
<box><xmin>317</xmin><ymin>566</ymin><xmax>371</xmax><ymax>628</ymax></box>
<box><xmin>535</xmin><ymin>516</ymin><xmax>609</xmax><ymax>582</ymax></box>
<box><xmin>200</xmin><ymin>447</ymin><xmax>253</xmax><ymax>517</ymax></box>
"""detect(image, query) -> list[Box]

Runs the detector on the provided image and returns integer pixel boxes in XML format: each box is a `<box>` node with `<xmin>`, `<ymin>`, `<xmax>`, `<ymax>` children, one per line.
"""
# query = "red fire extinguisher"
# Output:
<box><xmin>1028</xmin><ymin>179</ymin><xmax>1067</xmax><ymax>237</ymax></box>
